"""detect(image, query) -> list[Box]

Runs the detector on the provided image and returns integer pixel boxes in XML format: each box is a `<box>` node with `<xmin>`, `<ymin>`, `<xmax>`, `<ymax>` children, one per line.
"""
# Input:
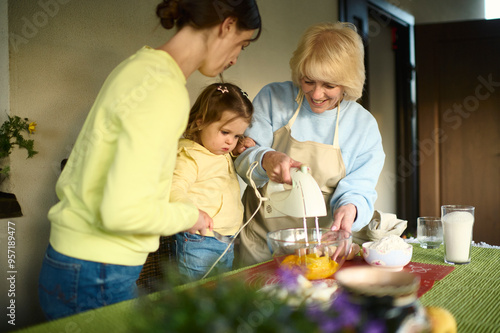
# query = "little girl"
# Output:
<box><xmin>170</xmin><ymin>83</ymin><xmax>253</xmax><ymax>280</ymax></box>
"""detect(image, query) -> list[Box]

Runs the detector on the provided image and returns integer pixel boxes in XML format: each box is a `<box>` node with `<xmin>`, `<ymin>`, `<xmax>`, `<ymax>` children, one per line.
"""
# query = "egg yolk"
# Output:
<box><xmin>280</xmin><ymin>253</ymin><xmax>339</xmax><ymax>280</ymax></box>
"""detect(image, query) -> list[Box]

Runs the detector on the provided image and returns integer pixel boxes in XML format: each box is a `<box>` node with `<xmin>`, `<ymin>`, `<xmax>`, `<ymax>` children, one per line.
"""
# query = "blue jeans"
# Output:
<box><xmin>175</xmin><ymin>232</ymin><xmax>234</xmax><ymax>281</ymax></box>
<box><xmin>38</xmin><ymin>244</ymin><xmax>143</xmax><ymax>320</ymax></box>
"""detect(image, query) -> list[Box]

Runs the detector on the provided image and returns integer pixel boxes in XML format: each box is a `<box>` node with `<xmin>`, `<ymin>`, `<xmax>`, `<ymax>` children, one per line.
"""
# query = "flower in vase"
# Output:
<box><xmin>0</xmin><ymin>115</ymin><xmax>38</xmax><ymax>176</ymax></box>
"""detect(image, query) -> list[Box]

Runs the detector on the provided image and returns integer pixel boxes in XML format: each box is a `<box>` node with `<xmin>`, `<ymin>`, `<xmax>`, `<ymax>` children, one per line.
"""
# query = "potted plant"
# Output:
<box><xmin>0</xmin><ymin>115</ymin><xmax>37</xmax><ymax>218</ymax></box>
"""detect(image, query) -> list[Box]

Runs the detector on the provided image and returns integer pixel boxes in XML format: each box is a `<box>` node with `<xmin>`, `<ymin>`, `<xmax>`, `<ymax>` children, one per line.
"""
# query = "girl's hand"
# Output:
<box><xmin>331</xmin><ymin>204</ymin><xmax>357</xmax><ymax>233</ymax></box>
<box><xmin>262</xmin><ymin>151</ymin><xmax>302</xmax><ymax>185</ymax></box>
<box><xmin>186</xmin><ymin>209</ymin><xmax>213</xmax><ymax>236</ymax></box>
<box><xmin>232</xmin><ymin>137</ymin><xmax>256</xmax><ymax>156</ymax></box>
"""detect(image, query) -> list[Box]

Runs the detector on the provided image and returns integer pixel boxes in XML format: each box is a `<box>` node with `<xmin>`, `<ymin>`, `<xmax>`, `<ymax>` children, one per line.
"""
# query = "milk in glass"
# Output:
<box><xmin>442</xmin><ymin>210</ymin><xmax>474</xmax><ymax>264</ymax></box>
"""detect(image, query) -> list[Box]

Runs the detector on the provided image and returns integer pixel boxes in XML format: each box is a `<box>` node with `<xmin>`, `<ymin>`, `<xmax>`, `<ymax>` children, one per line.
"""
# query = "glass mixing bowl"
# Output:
<box><xmin>267</xmin><ymin>228</ymin><xmax>352</xmax><ymax>280</ymax></box>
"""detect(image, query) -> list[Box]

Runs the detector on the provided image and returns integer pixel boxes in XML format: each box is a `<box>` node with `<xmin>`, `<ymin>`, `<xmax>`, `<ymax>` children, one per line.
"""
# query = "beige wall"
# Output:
<box><xmin>1</xmin><ymin>0</ymin><xmax>339</xmax><ymax>329</ymax></box>
<box><xmin>0</xmin><ymin>0</ymin><xmax>8</xmax><ymax>123</ymax></box>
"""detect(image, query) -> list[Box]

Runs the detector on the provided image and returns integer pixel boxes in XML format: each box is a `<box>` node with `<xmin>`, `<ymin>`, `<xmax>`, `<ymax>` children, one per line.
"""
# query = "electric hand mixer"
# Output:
<box><xmin>260</xmin><ymin>165</ymin><xmax>331</xmax><ymax>255</ymax></box>
<box><xmin>263</xmin><ymin>165</ymin><xmax>327</xmax><ymax>219</ymax></box>
<box><xmin>201</xmin><ymin>163</ymin><xmax>350</xmax><ymax>280</ymax></box>
<box><xmin>260</xmin><ymin>165</ymin><xmax>352</xmax><ymax>276</ymax></box>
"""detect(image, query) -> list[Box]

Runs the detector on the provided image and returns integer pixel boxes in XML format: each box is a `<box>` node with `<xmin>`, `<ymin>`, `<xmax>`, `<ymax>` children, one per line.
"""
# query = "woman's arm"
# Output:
<box><xmin>99</xmin><ymin>64</ymin><xmax>199</xmax><ymax>236</ymax></box>
<box><xmin>330</xmin><ymin>115</ymin><xmax>385</xmax><ymax>232</ymax></box>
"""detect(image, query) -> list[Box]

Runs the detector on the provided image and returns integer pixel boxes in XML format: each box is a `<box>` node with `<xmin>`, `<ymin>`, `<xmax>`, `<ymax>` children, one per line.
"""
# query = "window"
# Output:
<box><xmin>485</xmin><ymin>0</ymin><xmax>500</xmax><ymax>19</ymax></box>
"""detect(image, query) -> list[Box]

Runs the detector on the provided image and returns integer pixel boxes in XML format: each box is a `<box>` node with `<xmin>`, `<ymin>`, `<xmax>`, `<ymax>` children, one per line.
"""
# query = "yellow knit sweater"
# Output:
<box><xmin>170</xmin><ymin>139</ymin><xmax>243</xmax><ymax>237</ymax></box>
<box><xmin>48</xmin><ymin>46</ymin><xmax>198</xmax><ymax>266</ymax></box>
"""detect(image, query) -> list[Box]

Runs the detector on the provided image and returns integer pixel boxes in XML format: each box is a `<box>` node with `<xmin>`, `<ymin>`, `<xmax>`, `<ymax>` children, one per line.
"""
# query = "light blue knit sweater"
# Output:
<box><xmin>234</xmin><ymin>81</ymin><xmax>385</xmax><ymax>231</ymax></box>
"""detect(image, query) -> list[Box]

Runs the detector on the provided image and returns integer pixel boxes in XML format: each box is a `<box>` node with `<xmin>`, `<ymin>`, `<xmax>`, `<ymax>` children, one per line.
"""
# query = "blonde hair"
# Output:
<box><xmin>289</xmin><ymin>22</ymin><xmax>365</xmax><ymax>101</ymax></box>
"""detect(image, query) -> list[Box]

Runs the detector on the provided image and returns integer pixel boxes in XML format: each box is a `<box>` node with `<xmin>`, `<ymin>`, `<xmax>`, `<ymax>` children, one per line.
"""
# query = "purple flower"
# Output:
<box><xmin>319</xmin><ymin>318</ymin><xmax>344</xmax><ymax>332</ymax></box>
<box><xmin>275</xmin><ymin>270</ymin><xmax>387</xmax><ymax>333</ymax></box>
<box><xmin>363</xmin><ymin>319</ymin><xmax>386</xmax><ymax>333</ymax></box>
<box><xmin>307</xmin><ymin>305</ymin><xmax>342</xmax><ymax>332</ymax></box>
<box><xmin>276</xmin><ymin>266</ymin><xmax>303</xmax><ymax>290</ymax></box>
<box><xmin>331</xmin><ymin>291</ymin><xmax>362</xmax><ymax>327</ymax></box>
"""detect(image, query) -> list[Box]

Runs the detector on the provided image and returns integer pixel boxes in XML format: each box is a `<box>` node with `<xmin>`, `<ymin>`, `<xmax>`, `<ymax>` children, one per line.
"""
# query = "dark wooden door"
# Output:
<box><xmin>416</xmin><ymin>19</ymin><xmax>500</xmax><ymax>245</ymax></box>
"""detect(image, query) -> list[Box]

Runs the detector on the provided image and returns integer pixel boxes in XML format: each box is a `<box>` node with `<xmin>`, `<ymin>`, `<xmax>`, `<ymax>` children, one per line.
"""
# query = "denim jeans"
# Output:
<box><xmin>38</xmin><ymin>244</ymin><xmax>143</xmax><ymax>320</ymax></box>
<box><xmin>175</xmin><ymin>232</ymin><xmax>234</xmax><ymax>280</ymax></box>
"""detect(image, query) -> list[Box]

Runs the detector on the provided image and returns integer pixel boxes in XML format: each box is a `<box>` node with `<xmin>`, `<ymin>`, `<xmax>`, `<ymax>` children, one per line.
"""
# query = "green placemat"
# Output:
<box><xmin>15</xmin><ymin>301</ymin><xmax>134</xmax><ymax>333</ymax></box>
<box><xmin>413</xmin><ymin>245</ymin><xmax>500</xmax><ymax>333</ymax></box>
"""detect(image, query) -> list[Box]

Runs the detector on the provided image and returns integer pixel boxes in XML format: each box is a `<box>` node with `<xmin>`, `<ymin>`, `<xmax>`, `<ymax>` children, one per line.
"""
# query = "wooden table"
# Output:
<box><xmin>15</xmin><ymin>244</ymin><xmax>500</xmax><ymax>333</ymax></box>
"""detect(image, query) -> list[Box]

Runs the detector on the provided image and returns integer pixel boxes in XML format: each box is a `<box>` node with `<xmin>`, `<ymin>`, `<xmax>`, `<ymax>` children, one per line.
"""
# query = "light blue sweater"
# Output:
<box><xmin>234</xmin><ymin>81</ymin><xmax>385</xmax><ymax>231</ymax></box>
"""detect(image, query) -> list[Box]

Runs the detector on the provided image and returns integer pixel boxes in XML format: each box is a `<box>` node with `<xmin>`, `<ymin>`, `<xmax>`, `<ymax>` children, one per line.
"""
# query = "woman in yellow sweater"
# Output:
<box><xmin>38</xmin><ymin>0</ymin><xmax>261</xmax><ymax>320</ymax></box>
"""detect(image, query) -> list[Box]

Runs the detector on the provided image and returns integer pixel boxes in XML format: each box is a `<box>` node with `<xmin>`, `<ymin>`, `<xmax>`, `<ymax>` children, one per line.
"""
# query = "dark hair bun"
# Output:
<box><xmin>156</xmin><ymin>0</ymin><xmax>261</xmax><ymax>37</ymax></box>
<box><xmin>156</xmin><ymin>0</ymin><xmax>180</xmax><ymax>30</ymax></box>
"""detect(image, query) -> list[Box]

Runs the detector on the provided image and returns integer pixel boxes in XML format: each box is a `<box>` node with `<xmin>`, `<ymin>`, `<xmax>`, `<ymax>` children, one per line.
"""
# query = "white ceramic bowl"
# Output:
<box><xmin>361</xmin><ymin>241</ymin><xmax>413</xmax><ymax>271</ymax></box>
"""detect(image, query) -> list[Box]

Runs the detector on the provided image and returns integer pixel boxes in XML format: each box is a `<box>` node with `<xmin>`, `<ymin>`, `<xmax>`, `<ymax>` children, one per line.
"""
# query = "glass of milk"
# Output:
<box><xmin>417</xmin><ymin>217</ymin><xmax>443</xmax><ymax>249</ymax></box>
<box><xmin>441</xmin><ymin>205</ymin><xmax>475</xmax><ymax>264</ymax></box>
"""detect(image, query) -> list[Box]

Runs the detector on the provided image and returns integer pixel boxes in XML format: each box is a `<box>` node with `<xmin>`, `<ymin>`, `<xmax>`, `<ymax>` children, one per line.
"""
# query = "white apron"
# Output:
<box><xmin>237</xmin><ymin>92</ymin><xmax>347</xmax><ymax>266</ymax></box>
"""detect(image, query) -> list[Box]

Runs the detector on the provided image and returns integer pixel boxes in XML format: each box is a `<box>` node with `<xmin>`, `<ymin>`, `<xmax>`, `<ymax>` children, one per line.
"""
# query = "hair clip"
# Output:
<box><xmin>217</xmin><ymin>85</ymin><xmax>229</xmax><ymax>94</ymax></box>
<box><xmin>240</xmin><ymin>89</ymin><xmax>248</xmax><ymax>97</ymax></box>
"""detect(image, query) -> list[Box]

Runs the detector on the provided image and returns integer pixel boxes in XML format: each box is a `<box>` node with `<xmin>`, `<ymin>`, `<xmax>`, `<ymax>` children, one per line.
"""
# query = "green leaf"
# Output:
<box><xmin>0</xmin><ymin>115</ymin><xmax>38</xmax><ymax>174</ymax></box>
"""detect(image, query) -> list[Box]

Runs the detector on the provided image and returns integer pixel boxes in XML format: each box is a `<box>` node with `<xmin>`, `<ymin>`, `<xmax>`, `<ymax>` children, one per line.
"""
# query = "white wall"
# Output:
<box><xmin>1</xmin><ymin>0</ymin><xmax>339</xmax><ymax>330</ymax></box>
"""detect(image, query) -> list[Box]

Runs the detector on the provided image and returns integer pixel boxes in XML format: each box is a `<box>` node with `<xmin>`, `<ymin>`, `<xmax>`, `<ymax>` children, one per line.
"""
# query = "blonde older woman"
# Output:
<box><xmin>234</xmin><ymin>22</ymin><xmax>385</xmax><ymax>267</ymax></box>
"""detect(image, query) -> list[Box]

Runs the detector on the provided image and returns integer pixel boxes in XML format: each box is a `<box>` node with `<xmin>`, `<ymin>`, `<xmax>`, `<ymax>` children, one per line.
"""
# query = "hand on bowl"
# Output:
<box><xmin>347</xmin><ymin>243</ymin><xmax>361</xmax><ymax>260</ymax></box>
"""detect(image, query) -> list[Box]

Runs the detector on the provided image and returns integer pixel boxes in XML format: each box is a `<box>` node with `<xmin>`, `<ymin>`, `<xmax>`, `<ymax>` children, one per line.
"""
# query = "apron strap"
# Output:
<box><xmin>333</xmin><ymin>102</ymin><xmax>341</xmax><ymax>148</ymax></box>
<box><xmin>290</xmin><ymin>90</ymin><xmax>341</xmax><ymax>148</ymax></box>
<box><xmin>287</xmin><ymin>91</ymin><xmax>303</xmax><ymax>127</ymax></box>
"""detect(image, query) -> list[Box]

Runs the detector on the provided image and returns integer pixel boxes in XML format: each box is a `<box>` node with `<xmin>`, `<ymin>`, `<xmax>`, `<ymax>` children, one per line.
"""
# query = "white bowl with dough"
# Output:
<box><xmin>362</xmin><ymin>236</ymin><xmax>413</xmax><ymax>271</ymax></box>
